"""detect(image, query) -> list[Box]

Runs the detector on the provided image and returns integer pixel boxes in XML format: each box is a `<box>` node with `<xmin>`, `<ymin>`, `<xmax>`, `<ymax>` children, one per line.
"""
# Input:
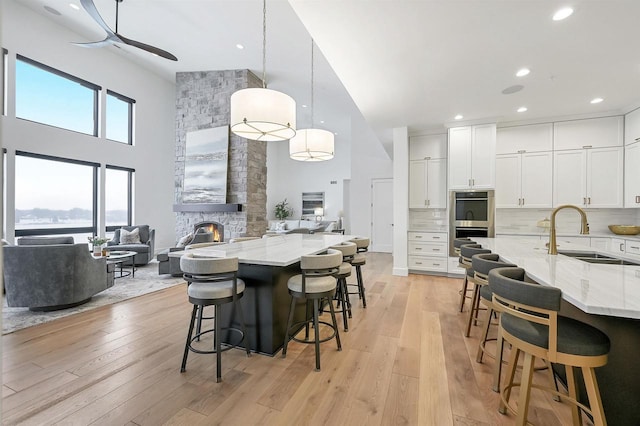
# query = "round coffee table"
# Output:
<box><xmin>106</xmin><ymin>250</ymin><xmax>137</xmax><ymax>278</ymax></box>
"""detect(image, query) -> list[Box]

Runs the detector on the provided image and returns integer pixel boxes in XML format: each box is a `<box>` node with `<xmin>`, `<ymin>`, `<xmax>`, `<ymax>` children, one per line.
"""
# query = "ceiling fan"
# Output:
<box><xmin>73</xmin><ymin>0</ymin><xmax>178</xmax><ymax>61</ymax></box>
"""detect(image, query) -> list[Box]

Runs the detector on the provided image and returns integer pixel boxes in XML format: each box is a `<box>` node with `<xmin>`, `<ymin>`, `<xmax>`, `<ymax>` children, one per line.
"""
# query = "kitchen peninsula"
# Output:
<box><xmin>475</xmin><ymin>237</ymin><xmax>640</xmax><ymax>425</ymax></box>
<box><xmin>170</xmin><ymin>234</ymin><xmax>352</xmax><ymax>355</ymax></box>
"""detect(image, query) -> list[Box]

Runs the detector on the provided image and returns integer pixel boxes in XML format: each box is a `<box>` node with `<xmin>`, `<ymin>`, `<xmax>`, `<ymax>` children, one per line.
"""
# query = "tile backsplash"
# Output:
<box><xmin>409</xmin><ymin>209</ymin><xmax>448</xmax><ymax>230</ymax></box>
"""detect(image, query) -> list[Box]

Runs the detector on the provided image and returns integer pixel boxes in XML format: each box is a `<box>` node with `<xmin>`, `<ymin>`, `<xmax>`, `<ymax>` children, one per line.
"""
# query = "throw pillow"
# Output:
<box><xmin>176</xmin><ymin>233</ymin><xmax>194</xmax><ymax>248</ymax></box>
<box><xmin>120</xmin><ymin>227</ymin><xmax>141</xmax><ymax>244</ymax></box>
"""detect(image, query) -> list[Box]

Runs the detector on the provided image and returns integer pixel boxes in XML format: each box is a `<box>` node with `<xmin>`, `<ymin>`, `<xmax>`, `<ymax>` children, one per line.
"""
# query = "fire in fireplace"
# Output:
<box><xmin>193</xmin><ymin>221</ymin><xmax>224</xmax><ymax>242</ymax></box>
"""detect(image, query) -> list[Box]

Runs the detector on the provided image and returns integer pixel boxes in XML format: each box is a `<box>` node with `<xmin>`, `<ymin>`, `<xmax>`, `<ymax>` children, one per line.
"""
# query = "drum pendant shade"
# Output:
<box><xmin>230</xmin><ymin>88</ymin><xmax>296</xmax><ymax>141</ymax></box>
<box><xmin>289</xmin><ymin>128</ymin><xmax>335</xmax><ymax>161</ymax></box>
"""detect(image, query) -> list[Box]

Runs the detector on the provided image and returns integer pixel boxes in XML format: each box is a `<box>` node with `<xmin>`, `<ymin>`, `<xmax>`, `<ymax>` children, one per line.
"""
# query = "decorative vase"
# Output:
<box><xmin>93</xmin><ymin>246</ymin><xmax>102</xmax><ymax>256</ymax></box>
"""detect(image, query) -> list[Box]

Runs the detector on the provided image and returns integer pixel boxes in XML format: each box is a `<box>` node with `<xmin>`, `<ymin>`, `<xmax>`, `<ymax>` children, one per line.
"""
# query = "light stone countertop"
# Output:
<box><xmin>169</xmin><ymin>233</ymin><xmax>353</xmax><ymax>267</ymax></box>
<box><xmin>475</xmin><ymin>237</ymin><xmax>640</xmax><ymax>320</ymax></box>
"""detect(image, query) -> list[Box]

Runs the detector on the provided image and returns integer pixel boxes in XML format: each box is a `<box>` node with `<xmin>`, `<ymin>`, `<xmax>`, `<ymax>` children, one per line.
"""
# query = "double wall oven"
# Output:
<box><xmin>449</xmin><ymin>190</ymin><xmax>495</xmax><ymax>255</ymax></box>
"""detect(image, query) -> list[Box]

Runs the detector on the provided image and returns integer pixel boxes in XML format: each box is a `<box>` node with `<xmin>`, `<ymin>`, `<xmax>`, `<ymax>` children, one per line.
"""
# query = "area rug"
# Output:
<box><xmin>2</xmin><ymin>261</ymin><xmax>185</xmax><ymax>335</ymax></box>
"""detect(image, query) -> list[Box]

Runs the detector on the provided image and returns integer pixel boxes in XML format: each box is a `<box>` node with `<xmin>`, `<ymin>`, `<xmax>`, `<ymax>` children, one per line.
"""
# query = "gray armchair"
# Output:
<box><xmin>106</xmin><ymin>225</ymin><xmax>155</xmax><ymax>266</ymax></box>
<box><xmin>4</xmin><ymin>237</ymin><xmax>115</xmax><ymax>311</ymax></box>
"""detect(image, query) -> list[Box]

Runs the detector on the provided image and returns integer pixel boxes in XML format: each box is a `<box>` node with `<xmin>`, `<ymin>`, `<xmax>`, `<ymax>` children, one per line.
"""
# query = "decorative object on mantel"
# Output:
<box><xmin>289</xmin><ymin>38</ymin><xmax>335</xmax><ymax>162</ymax></box>
<box><xmin>183</xmin><ymin>126</ymin><xmax>229</xmax><ymax>204</ymax></box>
<box><xmin>73</xmin><ymin>0</ymin><xmax>178</xmax><ymax>61</ymax></box>
<box><xmin>229</xmin><ymin>0</ymin><xmax>296</xmax><ymax>141</ymax></box>
<box><xmin>88</xmin><ymin>236</ymin><xmax>109</xmax><ymax>256</ymax></box>
<box><xmin>274</xmin><ymin>199</ymin><xmax>294</xmax><ymax>221</ymax></box>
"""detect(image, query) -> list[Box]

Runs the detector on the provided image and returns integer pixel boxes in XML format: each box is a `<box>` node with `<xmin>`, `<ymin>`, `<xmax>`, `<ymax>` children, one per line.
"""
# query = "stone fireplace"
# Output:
<box><xmin>174</xmin><ymin>70</ymin><xmax>267</xmax><ymax>242</ymax></box>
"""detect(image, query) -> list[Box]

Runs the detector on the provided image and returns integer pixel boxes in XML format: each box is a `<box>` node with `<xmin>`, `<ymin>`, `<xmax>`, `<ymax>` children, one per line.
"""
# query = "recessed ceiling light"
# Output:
<box><xmin>236</xmin><ymin>44</ymin><xmax>244</xmax><ymax>50</ymax></box>
<box><xmin>301</xmin><ymin>104</ymin><xmax>308</xmax><ymax>108</ymax></box>
<box><xmin>516</xmin><ymin>68</ymin><xmax>530</xmax><ymax>77</ymax></box>
<box><xmin>69</xmin><ymin>3</ymin><xmax>80</xmax><ymax>10</ymax></box>
<box><xmin>320</xmin><ymin>120</ymin><xmax>325</xmax><ymax>124</ymax></box>
<box><xmin>517</xmin><ymin>106</ymin><xmax>528</xmax><ymax>113</ymax></box>
<box><xmin>590</xmin><ymin>97</ymin><xmax>604</xmax><ymax>104</ymax></box>
<box><xmin>553</xmin><ymin>7</ymin><xmax>574</xmax><ymax>21</ymax></box>
<box><xmin>334</xmin><ymin>132</ymin><xmax>338</xmax><ymax>135</ymax></box>
<box><xmin>454</xmin><ymin>114</ymin><xmax>463</xmax><ymax>120</ymax></box>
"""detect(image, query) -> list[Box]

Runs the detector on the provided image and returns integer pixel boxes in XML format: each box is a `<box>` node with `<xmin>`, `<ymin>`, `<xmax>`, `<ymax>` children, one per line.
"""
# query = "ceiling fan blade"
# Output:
<box><xmin>118</xmin><ymin>34</ymin><xmax>178</xmax><ymax>61</ymax></box>
<box><xmin>79</xmin><ymin>0</ymin><xmax>117</xmax><ymax>37</ymax></box>
<box><xmin>72</xmin><ymin>37</ymin><xmax>115</xmax><ymax>48</ymax></box>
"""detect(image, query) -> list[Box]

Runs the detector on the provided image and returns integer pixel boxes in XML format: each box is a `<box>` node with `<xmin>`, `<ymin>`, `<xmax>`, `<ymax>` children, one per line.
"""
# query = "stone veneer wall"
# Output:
<box><xmin>174</xmin><ymin>70</ymin><xmax>267</xmax><ymax>242</ymax></box>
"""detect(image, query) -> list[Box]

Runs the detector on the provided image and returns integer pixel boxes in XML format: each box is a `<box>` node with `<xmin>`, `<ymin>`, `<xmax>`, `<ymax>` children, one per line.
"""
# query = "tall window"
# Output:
<box><xmin>15</xmin><ymin>152</ymin><xmax>98</xmax><ymax>239</ymax></box>
<box><xmin>2</xmin><ymin>48</ymin><xmax>7</xmax><ymax>116</ymax></box>
<box><xmin>106</xmin><ymin>90</ymin><xmax>135</xmax><ymax>144</ymax></box>
<box><xmin>15</xmin><ymin>55</ymin><xmax>99</xmax><ymax>136</ymax></box>
<box><xmin>105</xmin><ymin>165</ymin><xmax>134</xmax><ymax>231</ymax></box>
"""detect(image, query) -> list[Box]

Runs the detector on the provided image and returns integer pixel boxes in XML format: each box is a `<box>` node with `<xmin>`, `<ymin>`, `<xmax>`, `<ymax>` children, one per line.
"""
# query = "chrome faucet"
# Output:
<box><xmin>548</xmin><ymin>204</ymin><xmax>589</xmax><ymax>255</ymax></box>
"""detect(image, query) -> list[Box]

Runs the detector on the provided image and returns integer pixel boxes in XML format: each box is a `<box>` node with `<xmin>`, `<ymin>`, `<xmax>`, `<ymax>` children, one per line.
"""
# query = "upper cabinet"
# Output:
<box><xmin>553</xmin><ymin>146</ymin><xmax>623</xmax><ymax>208</ymax></box>
<box><xmin>553</xmin><ymin>116</ymin><xmax>623</xmax><ymax>150</ymax></box>
<box><xmin>448</xmin><ymin>124</ymin><xmax>496</xmax><ymax>190</ymax></box>
<box><xmin>624</xmin><ymin>141</ymin><xmax>640</xmax><ymax>207</ymax></box>
<box><xmin>496</xmin><ymin>123</ymin><xmax>553</xmax><ymax>154</ymax></box>
<box><xmin>625</xmin><ymin>108</ymin><xmax>640</xmax><ymax>145</ymax></box>
<box><xmin>409</xmin><ymin>134</ymin><xmax>447</xmax><ymax>209</ymax></box>
<box><xmin>409</xmin><ymin>134</ymin><xmax>447</xmax><ymax>160</ymax></box>
<box><xmin>496</xmin><ymin>151</ymin><xmax>553</xmax><ymax>208</ymax></box>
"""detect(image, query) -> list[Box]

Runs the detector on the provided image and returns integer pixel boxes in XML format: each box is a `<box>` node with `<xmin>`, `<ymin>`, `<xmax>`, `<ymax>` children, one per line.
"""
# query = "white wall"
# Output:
<box><xmin>348</xmin><ymin>113</ymin><xmax>393</xmax><ymax>238</ymax></box>
<box><xmin>266</xmin><ymin>128</ymin><xmax>351</xmax><ymax>223</ymax></box>
<box><xmin>1</xmin><ymin>0</ymin><xmax>176</xmax><ymax>251</ymax></box>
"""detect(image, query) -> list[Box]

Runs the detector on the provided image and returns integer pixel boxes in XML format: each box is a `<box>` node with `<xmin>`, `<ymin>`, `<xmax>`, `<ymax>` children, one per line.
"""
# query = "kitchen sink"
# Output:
<box><xmin>557</xmin><ymin>250</ymin><xmax>640</xmax><ymax>266</ymax></box>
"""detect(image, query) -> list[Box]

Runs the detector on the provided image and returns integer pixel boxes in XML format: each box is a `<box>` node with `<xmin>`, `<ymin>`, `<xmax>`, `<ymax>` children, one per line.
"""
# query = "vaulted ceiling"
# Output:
<box><xmin>18</xmin><ymin>0</ymin><xmax>640</xmax><ymax>151</ymax></box>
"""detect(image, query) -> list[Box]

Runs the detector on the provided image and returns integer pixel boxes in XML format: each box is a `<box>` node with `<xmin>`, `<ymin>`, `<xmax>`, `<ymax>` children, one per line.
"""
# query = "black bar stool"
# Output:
<box><xmin>179</xmin><ymin>253</ymin><xmax>251</xmax><ymax>383</ymax></box>
<box><xmin>490</xmin><ymin>267</ymin><xmax>610</xmax><ymax>426</ymax></box>
<box><xmin>349</xmin><ymin>237</ymin><xmax>369</xmax><ymax>308</ymax></box>
<box><xmin>458</xmin><ymin>243</ymin><xmax>490</xmax><ymax>313</ymax></box>
<box><xmin>282</xmin><ymin>249</ymin><xmax>343</xmax><ymax>371</ymax></box>
<box><xmin>329</xmin><ymin>241</ymin><xmax>358</xmax><ymax>331</ymax></box>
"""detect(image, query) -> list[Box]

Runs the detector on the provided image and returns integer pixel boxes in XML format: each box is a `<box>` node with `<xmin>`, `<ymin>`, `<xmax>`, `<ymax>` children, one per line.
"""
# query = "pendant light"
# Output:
<box><xmin>289</xmin><ymin>39</ymin><xmax>335</xmax><ymax>161</ymax></box>
<box><xmin>230</xmin><ymin>0</ymin><xmax>296</xmax><ymax>142</ymax></box>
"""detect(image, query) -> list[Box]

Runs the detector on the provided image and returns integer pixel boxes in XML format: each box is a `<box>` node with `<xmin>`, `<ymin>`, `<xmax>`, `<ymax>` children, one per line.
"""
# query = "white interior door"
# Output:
<box><xmin>371</xmin><ymin>178</ymin><xmax>393</xmax><ymax>253</ymax></box>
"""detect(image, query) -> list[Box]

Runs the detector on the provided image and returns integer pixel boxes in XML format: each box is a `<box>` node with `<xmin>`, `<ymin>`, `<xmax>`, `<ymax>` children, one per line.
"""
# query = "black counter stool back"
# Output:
<box><xmin>454</xmin><ymin>237</ymin><xmax>475</xmax><ymax>255</ymax></box>
<box><xmin>329</xmin><ymin>241</ymin><xmax>357</xmax><ymax>331</ymax></box>
<box><xmin>349</xmin><ymin>237</ymin><xmax>369</xmax><ymax>308</ymax></box>
<box><xmin>458</xmin><ymin>243</ymin><xmax>490</xmax><ymax>312</ymax></box>
<box><xmin>283</xmin><ymin>249</ymin><xmax>343</xmax><ymax>371</ymax></box>
<box><xmin>489</xmin><ymin>267</ymin><xmax>610</xmax><ymax>426</ymax></box>
<box><xmin>180</xmin><ymin>253</ymin><xmax>251</xmax><ymax>383</ymax></box>
<box><xmin>468</xmin><ymin>253</ymin><xmax>516</xmax><ymax>339</ymax></box>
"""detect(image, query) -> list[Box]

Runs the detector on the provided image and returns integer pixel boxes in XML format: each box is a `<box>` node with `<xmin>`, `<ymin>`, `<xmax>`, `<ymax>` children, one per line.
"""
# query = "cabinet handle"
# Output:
<box><xmin>635</xmin><ymin>137</ymin><xmax>640</xmax><ymax>142</ymax></box>
<box><xmin>522</xmin><ymin>198</ymin><xmax>525</xmax><ymax>206</ymax></box>
<box><xmin>588</xmin><ymin>197</ymin><xmax>591</xmax><ymax>204</ymax></box>
<box><xmin>468</xmin><ymin>178</ymin><xmax>471</xmax><ymax>186</ymax></box>
<box><xmin>583</xmin><ymin>145</ymin><xmax>592</xmax><ymax>149</ymax></box>
<box><xmin>415</xmin><ymin>235</ymin><xmax>422</xmax><ymax>239</ymax></box>
<box><xmin>424</xmin><ymin>200</ymin><xmax>427</xmax><ymax>206</ymax></box>
<box><xmin>433</xmin><ymin>263</ymin><xmax>440</xmax><ymax>266</ymax></box>
<box><xmin>415</xmin><ymin>247</ymin><xmax>423</xmax><ymax>250</ymax></box>
<box><xmin>432</xmin><ymin>248</ymin><xmax>440</xmax><ymax>251</ymax></box>
<box><xmin>518</xmin><ymin>198</ymin><xmax>521</xmax><ymax>206</ymax></box>
<box><xmin>583</xmin><ymin>197</ymin><xmax>587</xmax><ymax>205</ymax></box>
<box><xmin>636</xmin><ymin>195</ymin><xmax>640</xmax><ymax>204</ymax></box>
<box><xmin>620</xmin><ymin>243</ymin><xmax>625</xmax><ymax>251</ymax></box>
<box><xmin>630</xmin><ymin>246</ymin><xmax>639</xmax><ymax>250</ymax></box>
<box><xmin>427</xmin><ymin>199</ymin><xmax>430</xmax><ymax>206</ymax></box>
<box><xmin>415</xmin><ymin>262</ymin><xmax>423</xmax><ymax>265</ymax></box>
<box><xmin>472</xmin><ymin>178</ymin><xmax>475</xmax><ymax>186</ymax></box>
<box><xmin>518</xmin><ymin>150</ymin><xmax>526</xmax><ymax>153</ymax></box>
<box><xmin>433</xmin><ymin>236</ymin><xmax>441</xmax><ymax>239</ymax></box>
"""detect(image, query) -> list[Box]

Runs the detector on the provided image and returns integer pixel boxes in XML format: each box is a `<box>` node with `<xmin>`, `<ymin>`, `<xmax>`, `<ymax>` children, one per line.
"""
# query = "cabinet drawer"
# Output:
<box><xmin>409</xmin><ymin>256</ymin><xmax>447</xmax><ymax>271</ymax></box>
<box><xmin>626</xmin><ymin>241</ymin><xmax>640</xmax><ymax>256</ymax></box>
<box><xmin>408</xmin><ymin>232</ymin><xmax>447</xmax><ymax>242</ymax></box>
<box><xmin>408</xmin><ymin>241</ymin><xmax>447</xmax><ymax>257</ymax></box>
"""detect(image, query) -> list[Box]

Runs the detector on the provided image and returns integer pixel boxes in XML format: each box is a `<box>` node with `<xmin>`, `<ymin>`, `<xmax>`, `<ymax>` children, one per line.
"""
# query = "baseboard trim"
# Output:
<box><xmin>392</xmin><ymin>267</ymin><xmax>409</xmax><ymax>276</ymax></box>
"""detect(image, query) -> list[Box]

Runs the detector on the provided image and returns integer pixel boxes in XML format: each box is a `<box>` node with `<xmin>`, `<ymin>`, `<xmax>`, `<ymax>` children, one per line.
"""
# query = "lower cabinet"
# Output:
<box><xmin>408</xmin><ymin>231</ymin><xmax>448</xmax><ymax>273</ymax></box>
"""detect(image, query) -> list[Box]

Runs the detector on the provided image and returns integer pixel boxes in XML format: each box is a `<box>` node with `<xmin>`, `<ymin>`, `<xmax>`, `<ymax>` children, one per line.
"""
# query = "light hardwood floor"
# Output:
<box><xmin>2</xmin><ymin>253</ymin><xmax>580</xmax><ymax>425</ymax></box>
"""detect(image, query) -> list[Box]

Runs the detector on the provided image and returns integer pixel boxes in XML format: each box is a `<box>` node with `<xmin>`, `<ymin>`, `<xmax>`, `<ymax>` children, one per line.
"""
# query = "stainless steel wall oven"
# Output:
<box><xmin>449</xmin><ymin>190</ymin><xmax>495</xmax><ymax>255</ymax></box>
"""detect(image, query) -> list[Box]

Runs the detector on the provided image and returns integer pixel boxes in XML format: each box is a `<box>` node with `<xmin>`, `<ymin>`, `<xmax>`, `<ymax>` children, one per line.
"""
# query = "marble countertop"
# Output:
<box><xmin>169</xmin><ymin>233</ymin><xmax>352</xmax><ymax>267</ymax></box>
<box><xmin>475</xmin><ymin>237</ymin><xmax>640</xmax><ymax>320</ymax></box>
<box><xmin>495</xmin><ymin>231</ymin><xmax>640</xmax><ymax>240</ymax></box>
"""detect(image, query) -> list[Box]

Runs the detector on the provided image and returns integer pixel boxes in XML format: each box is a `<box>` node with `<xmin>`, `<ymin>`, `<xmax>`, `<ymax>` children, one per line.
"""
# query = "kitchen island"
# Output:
<box><xmin>170</xmin><ymin>233</ymin><xmax>352</xmax><ymax>355</ymax></box>
<box><xmin>475</xmin><ymin>237</ymin><xmax>640</xmax><ymax>425</ymax></box>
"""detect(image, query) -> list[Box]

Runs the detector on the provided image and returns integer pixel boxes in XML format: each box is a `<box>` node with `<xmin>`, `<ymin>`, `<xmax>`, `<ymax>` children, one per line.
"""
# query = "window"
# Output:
<box><xmin>15</xmin><ymin>152</ymin><xmax>98</xmax><ymax>240</ymax></box>
<box><xmin>105</xmin><ymin>165</ymin><xmax>134</xmax><ymax>231</ymax></box>
<box><xmin>15</xmin><ymin>55</ymin><xmax>100</xmax><ymax>136</ymax></box>
<box><xmin>106</xmin><ymin>90</ymin><xmax>135</xmax><ymax>144</ymax></box>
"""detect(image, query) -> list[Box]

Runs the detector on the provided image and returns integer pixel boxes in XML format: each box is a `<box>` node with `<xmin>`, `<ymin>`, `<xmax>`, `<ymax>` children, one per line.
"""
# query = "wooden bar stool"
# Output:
<box><xmin>490</xmin><ymin>267</ymin><xmax>611</xmax><ymax>426</ymax></box>
<box><xmin>180</xmin><ymin>253</ymin><xmax>251</xmax><ymax>383</ymax></box>
<box><xmin>458</xmin><ymin>243</ymin><xmax>490</xmax><ymax>313</ymax></box>
<box><xmin>348</xmin><ymin>237</ymin><xmax>369</xmax><ymax>308</ymax></box>
<box><xmin>282</xmin><ymin>249</ymin><xmax>343</xmax><ymax>371</ymax></box>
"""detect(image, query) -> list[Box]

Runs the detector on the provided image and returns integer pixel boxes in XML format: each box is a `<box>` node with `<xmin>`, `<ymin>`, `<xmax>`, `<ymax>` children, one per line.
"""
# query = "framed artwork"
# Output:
<box><xmin>183</xmin><ymin>125</ymin><xmax>229</xmax><ymax>203</ymax></box>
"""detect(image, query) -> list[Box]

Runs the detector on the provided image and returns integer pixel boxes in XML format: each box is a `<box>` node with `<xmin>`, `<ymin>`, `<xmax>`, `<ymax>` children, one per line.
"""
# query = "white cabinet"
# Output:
<box><xmin>553</xmin><ymin>116</ymin><xmax>623</xmax><ymax>150</ymax></box>
<box><xmin>625</xmin><ymin>108</ymin><xmax>640</xmax><ymax>145</ymax></box>
<box><xmin>611</xmin><ymin>238</ymin><xmax>626</xmax><ymax>254</ymax></box>
<box><xmin>553</xmin><ymin>147</ymin><xmax>623</xmax><ymax>208</ymax></box>
<box><xmin>409</xmin><ymin>158</ymin><xmax>447</xmax><ymax>209</ymax></box>
<box><xmin>408</xmin><ymin>232</ymin><xmax>448</xmax><ymax>273</ymax></box>
<box><xmin>448</xmin><ymin>124</ymin><xmax>496</xmax><ymax>190</ymax></box>
<box><xmin>624</xmin><ymin>141</ymin><xmax>640</xmax><ymax>207</ymax></box>
<box><xmin>590</xmin><ymin>237</ymin><xmax>611</xmax><ymax>251</ymax></box>
<box><xmin>410</xmin><ymin>134</ymin><xmax>447</xmax><ymax>160</ymax></box>
<box><xmin>496</xmin><ymin>123</ymin><xmax>553</xmax><ymax>154</ymax></box>
<box><xmin>496</xmin><ymin>151</ymin><xmax>552</xmax><ymax>208</ymax></box>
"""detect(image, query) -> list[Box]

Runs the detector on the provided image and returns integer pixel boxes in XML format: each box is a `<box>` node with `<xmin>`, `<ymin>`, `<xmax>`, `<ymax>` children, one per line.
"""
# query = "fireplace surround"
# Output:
<box><xmin>193</xmin><ymin>221</ymin><xmax>224</xmax><ymax>242</ymax></box>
